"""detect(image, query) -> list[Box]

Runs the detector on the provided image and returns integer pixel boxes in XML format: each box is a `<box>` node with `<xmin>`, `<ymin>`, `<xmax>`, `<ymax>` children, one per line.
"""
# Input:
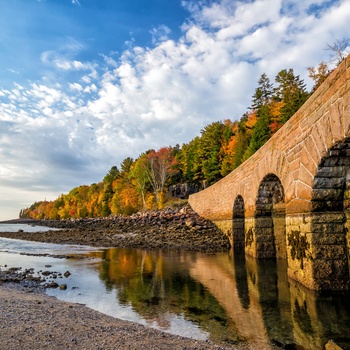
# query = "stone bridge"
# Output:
<box><xmin>188</xmin><ymin>55</ymin><xmax>350</xmax><ymax>292</ymax></box>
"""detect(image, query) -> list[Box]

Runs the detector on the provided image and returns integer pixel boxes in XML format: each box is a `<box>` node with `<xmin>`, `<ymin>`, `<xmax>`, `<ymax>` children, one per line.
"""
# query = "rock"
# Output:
<box><xmin>185</xmin><ymin>219</ymin><xmax>195</xmax><ymax>227</ymax></box>
<box><xmin>48</xmin><ymin>282</ymin><xmax>59</xmax><ymax>288</ymax></box>
<box><xmin>325</xmin><ymin>340</ymin><xmax>343</xmax><ymax>350</ymax></box>
<box><xmin>64</xmin><ymin>271</ymin><xmax>71</xmax><ymax>278</ymax></box>
<box><xmin>0</xmin><ymin>204</ymin><xmax>231</xmax><ymax>253</ymax></box>
<box><xmin>60</xmin><ymin>284</ymin><xmax>67</xmax><ymax>290</ymax></box>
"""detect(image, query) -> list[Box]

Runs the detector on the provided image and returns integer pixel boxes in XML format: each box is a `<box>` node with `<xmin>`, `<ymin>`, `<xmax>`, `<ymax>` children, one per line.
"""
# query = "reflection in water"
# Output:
<box><xmin>234</xmin><ymin>252</ymin><xmax>250</xmax><ymax>310</ymax></box>
<box><xmin>94</xmin><ymin>248</ymin><xmax>350</xmax><ymax>349</ymax></box>
<box><xmin>96</xmin><ymin>249</ymin><xmax>232</xmax><ymax>342</ymax></box>
<box><xmin>1</xmin><ymin>236</ymin><xmax>350</xmax><ymax>349</ymax></box>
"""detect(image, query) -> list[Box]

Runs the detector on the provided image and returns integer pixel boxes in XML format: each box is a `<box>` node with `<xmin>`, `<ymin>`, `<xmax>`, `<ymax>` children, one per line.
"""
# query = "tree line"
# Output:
<box><xmin>20</xmin><ymin>65</ymin><xmax>329</xmax><ymax>220</ymax></box>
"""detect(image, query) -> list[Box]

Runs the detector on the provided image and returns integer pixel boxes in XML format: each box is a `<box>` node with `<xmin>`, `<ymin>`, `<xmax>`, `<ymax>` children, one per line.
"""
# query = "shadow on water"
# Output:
<box><xmin>92</xmin><ymin>247</ymin><xmax>350</xmax><ymax>349</ymax></box>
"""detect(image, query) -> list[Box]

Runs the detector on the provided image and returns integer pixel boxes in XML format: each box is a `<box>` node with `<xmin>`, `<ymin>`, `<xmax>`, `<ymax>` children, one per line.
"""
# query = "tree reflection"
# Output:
<box><xmin>92</xmin><ymin>247</ymin><xmax>350</xmax><ymax>348</ymax></box>
<box><xmin>96</xmin><ymin>248</ymin><xmax>230</xmax><ymax>340</ymax></box>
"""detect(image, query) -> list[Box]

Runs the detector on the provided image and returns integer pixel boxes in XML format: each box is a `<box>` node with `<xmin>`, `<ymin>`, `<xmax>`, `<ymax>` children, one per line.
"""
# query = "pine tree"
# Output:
<box><xmin>274</xmin><ymin>69</ymin><xmax>309</xmax><ymax>123</ymax></box>
<box><xmin>199</xmin><ymin>121</ymin><xmax>225</xmax><ymax>184</ymax></box>
<box><xmin>251</xmin><ymin>73</ymin><xmax>274</xmax><ymax>110</ymax></box>
<box><xmin>244</xmin><ymin>105</ymin><xmax>271</xmax><ymax>159</ymax></box>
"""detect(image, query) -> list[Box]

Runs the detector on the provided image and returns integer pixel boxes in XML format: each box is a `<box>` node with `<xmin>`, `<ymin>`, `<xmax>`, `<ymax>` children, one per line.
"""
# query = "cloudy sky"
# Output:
<box><xmin>0</xmin><ymin>0</ymin><xmax>349</xmax><ymax>220</ymax></box>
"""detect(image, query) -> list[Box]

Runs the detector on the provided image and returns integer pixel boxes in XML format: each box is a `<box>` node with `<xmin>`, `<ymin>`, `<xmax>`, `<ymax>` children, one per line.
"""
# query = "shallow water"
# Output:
<box><xmin>0</xmin><ymin>223</ymin><xmax>60</xmax><ymax>232</ymax></box>
<box><xmin>0</xmin><ymin>228</ymin><xmax>350</xmax><ymax>349</ymax></box>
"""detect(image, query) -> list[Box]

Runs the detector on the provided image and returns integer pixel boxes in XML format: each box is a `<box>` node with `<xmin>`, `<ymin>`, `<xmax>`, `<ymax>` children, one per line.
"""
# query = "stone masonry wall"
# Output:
<box><xmin>188</xmin><ymin>55</ymin><xmax>350</xmax><ymax>291</ymax></box>
<box><xmin>188</xmin><ymin>55</ymin><xmax>350</xmax><ymax>220</ymax></box>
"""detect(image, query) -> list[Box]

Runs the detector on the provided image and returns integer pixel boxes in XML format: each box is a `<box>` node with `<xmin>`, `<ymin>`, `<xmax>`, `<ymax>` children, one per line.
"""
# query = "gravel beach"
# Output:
<box><xmin>0</xmin><ymin>205</ymin><xmax>231</xmax><ymax>252</ymax></box>
<box><xmin>0</xmin><ymin>283</ymin><xmax>242</xmax><ymax>350</ymax></box>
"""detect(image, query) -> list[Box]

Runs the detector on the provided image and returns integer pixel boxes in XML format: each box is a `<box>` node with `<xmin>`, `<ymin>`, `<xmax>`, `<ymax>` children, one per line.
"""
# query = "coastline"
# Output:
<box><xmin>0</xmin><ymin>283</ymin><xmax>242</xmax><ymax>350</ymax></box>
<box><xmin>0</xmin><ymin>206</ymin><xmax>231</xmax><ymax>252</ymax></box>
<box><xmin>0</xmin><ymin>206</ymin><xmax>243</xmax><ymax>349</ymax></box>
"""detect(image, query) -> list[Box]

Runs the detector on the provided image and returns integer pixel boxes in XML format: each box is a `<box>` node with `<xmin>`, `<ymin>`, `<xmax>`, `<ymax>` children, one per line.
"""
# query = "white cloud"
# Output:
<box><xmin>69</xmin><ymin>82</ymin><xmax>83</xmax><ymax>92</ymax></box>
<box><xmin>150</xmin><ymin>25</ymin><xmax>171</xmax><ymax>45</ymax></box>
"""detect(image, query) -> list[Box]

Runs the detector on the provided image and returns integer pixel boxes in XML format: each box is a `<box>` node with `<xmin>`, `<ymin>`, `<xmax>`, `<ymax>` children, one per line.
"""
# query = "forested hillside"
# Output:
<box><xmin>20</xmin><ymin>66</ymin><xmax>327</xmax><ymax>219</ymax></box>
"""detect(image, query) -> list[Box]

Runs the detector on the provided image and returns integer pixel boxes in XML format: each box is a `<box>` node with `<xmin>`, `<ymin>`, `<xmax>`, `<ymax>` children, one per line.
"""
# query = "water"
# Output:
<box><xmin>0</xmin><ymin>223</ymin><xmax>61</xmax><ymax>232</ymax></box>
<box><xmin>0</xmin><ymin>225</ymin><xmax>350</xmax><ymax>349</ymax></box>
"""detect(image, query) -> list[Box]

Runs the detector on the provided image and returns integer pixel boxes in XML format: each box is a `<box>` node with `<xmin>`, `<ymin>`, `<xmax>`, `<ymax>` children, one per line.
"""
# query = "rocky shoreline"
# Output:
<box><xmin>0</xmin><ymin>205</ymin><xmax>231</xmax><ymax>252</ymax></box>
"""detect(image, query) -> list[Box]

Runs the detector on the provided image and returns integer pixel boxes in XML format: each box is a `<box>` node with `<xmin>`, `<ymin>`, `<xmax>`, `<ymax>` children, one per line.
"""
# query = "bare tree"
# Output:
<box><xmin>307</xmin><ymin>61</ymin><xmax>330</xmax><ymax>91</ymax></box>
<box><xmin>326</xmin><ymin>38</ymin><xmax>350</xmax><ymax>65</ymax></box>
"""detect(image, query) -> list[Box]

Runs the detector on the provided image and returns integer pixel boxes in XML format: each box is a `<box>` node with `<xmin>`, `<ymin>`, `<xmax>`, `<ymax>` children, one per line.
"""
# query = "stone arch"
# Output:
<box><xmin>312</xmin><ymin>137</ymin><xmax>350</xmax><ymax>212</ymax></box>
<box><xmin>310</xmin><ymin>137</ymin><xmax>350</xmax><ymax>291</ymax></box>
<box><xmin>232</xmin><ymin>195</ymin><xmax>245</xmax><ymax>251</ymax></box>
<box><xmin>253</xmin><ymin>174</ymin><xmax>286</xmax><ymax>259</ymax></box>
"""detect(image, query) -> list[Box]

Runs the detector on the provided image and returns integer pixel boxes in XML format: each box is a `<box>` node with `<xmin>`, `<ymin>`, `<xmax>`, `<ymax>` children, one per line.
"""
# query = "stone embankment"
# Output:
<box><xmin>1</xmin><ymin>205</ymin><xmax>231</xmax><ymax>252</ymax></box>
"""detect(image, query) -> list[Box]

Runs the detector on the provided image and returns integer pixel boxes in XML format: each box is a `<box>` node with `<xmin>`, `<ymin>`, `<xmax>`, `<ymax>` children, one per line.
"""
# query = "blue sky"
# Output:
<box><xmin>0</xmin><ymin>0</ymin><xmax>349</xmax><ymax>220</ymax></box>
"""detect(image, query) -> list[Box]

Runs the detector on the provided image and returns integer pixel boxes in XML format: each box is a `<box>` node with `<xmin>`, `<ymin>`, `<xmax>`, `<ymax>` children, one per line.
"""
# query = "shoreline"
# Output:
<box><xmin>0</xmin><ymin>206</ymin><xmax>231</xmax><ymax>253</ymax></box>
<box><xmin>0</xmin><ymin>207</ymin><xmax>243</xmax><ymax>349</ymax></box>
<box><xmin>0</xmin><ymin>282</ymin><xmax>243</xmax><ymax>350</ymax></box>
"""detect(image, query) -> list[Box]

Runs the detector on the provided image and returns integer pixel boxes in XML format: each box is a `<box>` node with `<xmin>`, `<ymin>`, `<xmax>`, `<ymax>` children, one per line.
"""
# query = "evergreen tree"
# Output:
<box><xmin>244</xmin><ymin>105</ymin><xmax>271</xmax><ymax>159</ymax></box>
<box><xmin>199</xmin><ymin>121</ymin><xmax>225</xmax><ymax>184</ymax></box>
<box><xmin>177</xmin><ymin>137</ymin><xmax>203</xmax><ymax>182</ymax></box>
<box><xmin>120</xmin><ymin>157</ymin><xmax>134</xmax><ymax>177</ymax></box>
<box><xmin>103</xmin><ymin>166</ymin><xmax>120</xmax><ymax>183</ymax></box>
<box><xmin>274</xmin><ymin>69</ymin><xmax>309</xmax><ymax>122</ymax></box>
<box><xmin>251</xmin><ymin>73</ymin><xmax>274</xmax><ymax>110</ymax></box>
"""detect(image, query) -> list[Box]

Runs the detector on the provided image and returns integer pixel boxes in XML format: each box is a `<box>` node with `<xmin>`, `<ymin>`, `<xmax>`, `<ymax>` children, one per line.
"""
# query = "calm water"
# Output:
<box><xmin>0</xmin><ymin>223</ymin><xmax>61</xmax><ymax>232</ymax></box>
<box><xmin>0</xmin><ymin>225</ymin><xmax>350</xmax><ymax>349</ymax></box>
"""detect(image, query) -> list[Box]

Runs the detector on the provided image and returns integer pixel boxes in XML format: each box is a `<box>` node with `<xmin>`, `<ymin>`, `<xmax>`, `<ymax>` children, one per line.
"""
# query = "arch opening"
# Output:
<box><xmin>312</xmin><ymin>137</ymin><xmax>350</xmax><ymax>213</ymax></box>
<box><xmin>311</xmin><ymin>137</ymin><xmax>350</xmax><ymax>290</ymax></box>
<box><xmin>254</xmin><ymin>174</ymin><xmax>286</xmax><ymax>259</ymax></box>
<box><xmin>232</xmin><ymin>195</ymin><xmax>245</xmax><ymax>251</ymax></box>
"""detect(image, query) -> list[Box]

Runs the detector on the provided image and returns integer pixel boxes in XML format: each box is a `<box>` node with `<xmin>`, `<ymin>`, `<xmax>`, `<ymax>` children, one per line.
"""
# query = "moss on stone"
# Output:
<box><xmin>287</xmin><ymin>230</ymin><xmax>309</xmax><ymax>269</ymax></box>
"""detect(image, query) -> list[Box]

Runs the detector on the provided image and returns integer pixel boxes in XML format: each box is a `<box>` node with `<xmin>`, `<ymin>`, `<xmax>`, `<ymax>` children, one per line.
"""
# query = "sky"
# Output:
<box><xmin>0</xmin><ymin>0</ymin><xmax>350</xmax><ymax>220</ymax></box>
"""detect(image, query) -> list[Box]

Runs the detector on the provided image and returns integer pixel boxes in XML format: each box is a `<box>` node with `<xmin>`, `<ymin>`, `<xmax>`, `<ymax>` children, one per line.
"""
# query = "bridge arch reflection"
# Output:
<box><xmin>232</xmin><ymin>195</ymin><xmax>245</xmax><ymax>251</ymax></box>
